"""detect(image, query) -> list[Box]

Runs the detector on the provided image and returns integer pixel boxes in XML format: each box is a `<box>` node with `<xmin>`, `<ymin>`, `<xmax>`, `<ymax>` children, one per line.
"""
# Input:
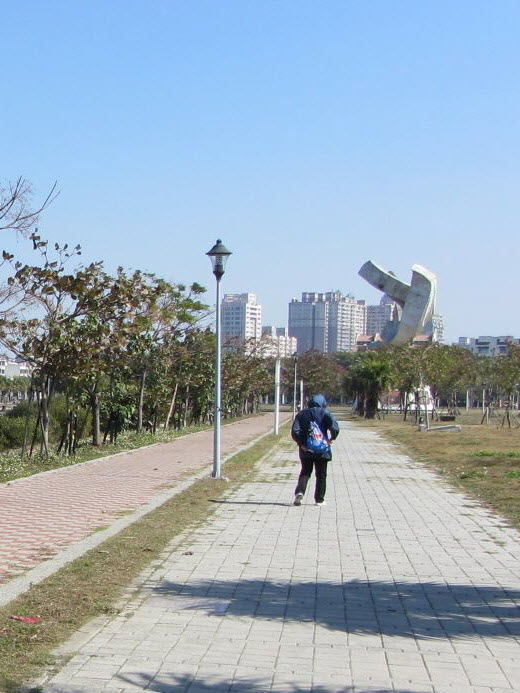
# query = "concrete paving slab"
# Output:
<box><xmin>37</xmin><ymin>420</ymin><xmax>520</xmax><ymax>692</ymax></box>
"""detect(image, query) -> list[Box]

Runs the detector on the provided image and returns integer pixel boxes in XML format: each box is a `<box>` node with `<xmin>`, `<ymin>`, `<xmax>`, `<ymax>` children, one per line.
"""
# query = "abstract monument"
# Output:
<box><xmin>359</xmin><ymin>260</ymin><xmax>437</xmax><ymax>344</ymax></box>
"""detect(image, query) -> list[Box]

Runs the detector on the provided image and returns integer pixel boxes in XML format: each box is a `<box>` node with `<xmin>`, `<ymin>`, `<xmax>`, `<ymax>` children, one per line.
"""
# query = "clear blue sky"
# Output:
<box><xmin>2</xmin><ymin>1</ymin><xmax>519</xmax><ymax>343</ymax></box>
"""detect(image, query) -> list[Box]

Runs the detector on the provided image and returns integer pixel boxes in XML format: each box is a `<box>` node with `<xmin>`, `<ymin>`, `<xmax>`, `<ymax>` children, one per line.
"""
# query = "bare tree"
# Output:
<box><xmin>0</xmin><ymin>177</ymin><xmax>59</xmax><ymax>234</ymax></box>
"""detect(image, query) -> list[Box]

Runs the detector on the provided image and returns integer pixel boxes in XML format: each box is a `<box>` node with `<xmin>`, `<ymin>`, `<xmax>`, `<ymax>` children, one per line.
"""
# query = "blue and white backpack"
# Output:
<box><xmin>305</xmin><ymin>419</ymin><xmax>330</xmax><ymax>454</ymax></box>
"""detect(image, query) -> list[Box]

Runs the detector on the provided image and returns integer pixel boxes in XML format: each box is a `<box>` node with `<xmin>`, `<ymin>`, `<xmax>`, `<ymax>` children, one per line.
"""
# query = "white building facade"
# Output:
<box><xmin>428</xmin><ymin>314</ymin><xmax>445</xmax><ymax>343</ymax></box>
<box><xmin>457</xmin><ymin>335</ymin><xmax>520</xmax><ymax>356</ymax></box>
<box><xmin>0</xmin><ymin>355</ymin><xmax>32</xmax><ymax>379</ymax></box>
<box><xmin>259</xmin><ymin>326</ymin><xmax>297</xmax><ymax>358</ymax></box>
<box><xmin>221</xmin><ymin>293</ymin><xmax>262</xmax><ymax>350</ymax></box>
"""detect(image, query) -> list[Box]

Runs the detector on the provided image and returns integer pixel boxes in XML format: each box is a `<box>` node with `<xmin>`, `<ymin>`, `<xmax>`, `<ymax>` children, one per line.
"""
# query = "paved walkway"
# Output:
<box><xmin>41</xmin><ymin>420</ymin><xmax>520</xmax><ymax>693</ymax></box>
<box><xmin>0</xmin><ymin>414</ymin><xmax>288</xmax><ymax>587</ymax></box>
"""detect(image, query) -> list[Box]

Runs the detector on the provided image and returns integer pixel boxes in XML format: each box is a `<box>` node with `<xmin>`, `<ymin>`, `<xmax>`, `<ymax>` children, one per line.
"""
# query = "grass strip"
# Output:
<box><xmin>471</xmin><ymin>450</ymin><xmax>520</xmax><ymax>458</ymax></box>
<box><xmin>0</xmin><ymin>428</ymin><xmax>288</xmax><ymax>692</ymax></box>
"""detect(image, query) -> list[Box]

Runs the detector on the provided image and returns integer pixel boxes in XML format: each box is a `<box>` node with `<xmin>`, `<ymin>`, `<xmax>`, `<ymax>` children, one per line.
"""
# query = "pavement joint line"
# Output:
<box><xmin>0</xmin><ymin>423</ymin><xmax>286</xmax><ymax>609</ymax></box>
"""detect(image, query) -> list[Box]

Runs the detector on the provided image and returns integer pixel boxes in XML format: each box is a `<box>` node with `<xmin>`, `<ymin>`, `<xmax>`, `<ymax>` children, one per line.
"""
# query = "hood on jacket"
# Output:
<box><xmin>307</xmin><ymin>394</ymin><xmax>327</xmax><ymax>408</ymax></box>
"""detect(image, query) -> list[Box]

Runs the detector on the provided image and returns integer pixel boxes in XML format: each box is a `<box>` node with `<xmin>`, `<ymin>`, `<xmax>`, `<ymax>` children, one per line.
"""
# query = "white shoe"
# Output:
<box><xmin>315</xmin><ymin>500</ymin><xmax>326</xmax><ymax>506</ymax></box>
<box><xmin>293</xmin><ymin>493</ymin><xmax>303</xmax><ymax>506</ymax></box>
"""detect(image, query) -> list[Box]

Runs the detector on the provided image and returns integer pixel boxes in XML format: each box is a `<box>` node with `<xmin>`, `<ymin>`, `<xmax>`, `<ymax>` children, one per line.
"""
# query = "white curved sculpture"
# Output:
<box><xmin>359</xmin><ymin>260</ymin><xmax>437</xmax><ymax>344</ymax></box>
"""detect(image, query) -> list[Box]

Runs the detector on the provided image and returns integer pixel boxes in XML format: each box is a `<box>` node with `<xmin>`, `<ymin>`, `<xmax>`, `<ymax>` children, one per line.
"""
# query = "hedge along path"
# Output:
<box><xmin>0</xmin><ymin>412</ymin><xmax>291</xmax><ymax>590</ymax></box>
<box><xmin>0</xmin><ymin>423</ymin><xmax>292</xmax><ymax>692</ymax></box>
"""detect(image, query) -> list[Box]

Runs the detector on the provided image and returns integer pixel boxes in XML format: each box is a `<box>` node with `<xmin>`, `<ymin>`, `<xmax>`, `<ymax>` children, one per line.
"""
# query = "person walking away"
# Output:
<box><xmin>291</xmin><ymin>394</ymin><xmax>339</xmax><ymax>506</ymax></box>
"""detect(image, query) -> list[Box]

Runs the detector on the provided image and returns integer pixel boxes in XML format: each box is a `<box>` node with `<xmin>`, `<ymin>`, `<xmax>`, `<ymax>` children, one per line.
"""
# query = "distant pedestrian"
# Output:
<box><xmin>291</xmin><ymin>394</ymin><xmax>339</xmax><ymax>506</ymax></box>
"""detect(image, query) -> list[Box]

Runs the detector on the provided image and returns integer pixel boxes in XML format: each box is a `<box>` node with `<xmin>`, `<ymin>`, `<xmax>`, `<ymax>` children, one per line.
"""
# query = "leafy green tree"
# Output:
<box><xmin>222</xmin><ymin>350</ymin><xmax>272</xmax><ymax>418</ymax></box>
<box><xmin>296</xmin><ymin>350</ymin><xmax>345</xmax><ymax>402</ymax></box>
<box><xmin>125</xmin><ymin>277</ymin><xmax>207</xmax><ymax>433</ymax></box>
<box><xmin>0</xmin><ymin>234</ymin><xmax>95</xmax><ymax>454</ymax></box>
<box><xmin>423</xmin><ymin>344</ymin><xmax>480</xmax><ymax>409</ymax></box>
<box><xmin>65</xmin><ymin>267</ymin><xmax>150</xmax><ymax>445</ymax></box>
<box><xmin>491</xmin><ymin>343</ymin><xmax>520</xmax><ymax>405</ymax></box>
<box><xmin>344</xmin><ymin>351</ymin><xmax>394</xmax><ymax>418</ymax></box>
<box><xmin>176</xmin><ymin>329</ymin><xmax>215</xmax><ymax>427</ymax></box>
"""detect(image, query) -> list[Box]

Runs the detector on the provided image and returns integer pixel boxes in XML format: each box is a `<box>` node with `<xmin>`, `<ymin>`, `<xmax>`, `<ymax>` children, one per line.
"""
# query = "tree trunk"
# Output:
<box><xmin>365</xmin><ymin>391</ymin><xmax>379</xmax><ymax>419</ymax></box>
<box><xmin>69</xmin><ymin>413</ymin><xmax>77</xmax><ymax>455</ymax></box>
<box><xmin>152</xmin><ymin>403</ymin><xmax>158</xmax><ymax>434</ymax></box>
<box><xmin>57</xmin><ymin>416</ymin><xmax>70</xmax><ymax>454</ymax></box>
<box><xmin>164</xmin><ymin>381</ymin><xmax>179</xmax><ymax>431</ymax></box>
<box><xmin>37</xmin><ymin>377</ymin><xmax>51</xmax><ymax>457</ymax></box>
<box><xmin>90</xmin><ymin>386</ymin><xmax>101</xmax><ymax>446</ymax></box>
<box><xmin>137</xmin><ymin>366</ymin><xmax>147</xmax><ymax>434</ymax></box>
<box><xmin>182</xmin><ymin>385</ymin><xmax>189</xmax><ymax>428</ymax></box>
<box><xmin>21</xmin><ymin>384</ymin><xmax>34</xmax><ymax>459</ymax></box>
<box><xmin>29</xmin><ymin>391</ymin><xmax>41</xmax><ymax>458</ymax></box>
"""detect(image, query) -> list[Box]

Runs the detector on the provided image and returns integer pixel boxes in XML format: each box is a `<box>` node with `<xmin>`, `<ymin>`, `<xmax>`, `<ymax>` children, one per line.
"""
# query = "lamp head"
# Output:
<box><xmin>206</xmin><ymin>239</ymin><xmax>232</xmax><ymax>279</ymax></box>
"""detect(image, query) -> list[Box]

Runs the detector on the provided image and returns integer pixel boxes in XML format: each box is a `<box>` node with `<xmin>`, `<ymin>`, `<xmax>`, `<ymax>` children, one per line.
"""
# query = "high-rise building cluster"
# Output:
<box><xmin>288</xmin><ymin>292</ymin><xmax>366</xmax><ymax>354</ymax></box>
<box><xmin>288</xmin><ymin>291</ymin><xmax>444</xmax><ymax>354</ymax></box>
<box><xmin>220</xmin><ymin>289</ymin><xmax>444</xmax><ymax>357</ymax></box>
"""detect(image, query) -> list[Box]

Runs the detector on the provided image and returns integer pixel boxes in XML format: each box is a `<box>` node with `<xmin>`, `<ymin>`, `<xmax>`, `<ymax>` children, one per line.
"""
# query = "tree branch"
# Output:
<box><xmin>0</xmin><ymin>178</ymin><xmax>59</xmax><ymax>234</ymax></box>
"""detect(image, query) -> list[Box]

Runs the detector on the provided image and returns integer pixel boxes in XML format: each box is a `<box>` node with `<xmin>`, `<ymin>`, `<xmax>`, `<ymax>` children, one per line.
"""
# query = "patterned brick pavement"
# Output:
<box><xmin>0</xmin><ymin>413</ymin><xmax>288</xmax><ymax>585</ymax></box>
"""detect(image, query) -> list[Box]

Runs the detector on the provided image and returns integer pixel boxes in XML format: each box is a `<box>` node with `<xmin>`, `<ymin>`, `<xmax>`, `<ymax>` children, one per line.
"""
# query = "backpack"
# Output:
<box><xmin>305</xmin><ymin>419</ymin><xmax>330</xmax><ymax>454</ymax></box>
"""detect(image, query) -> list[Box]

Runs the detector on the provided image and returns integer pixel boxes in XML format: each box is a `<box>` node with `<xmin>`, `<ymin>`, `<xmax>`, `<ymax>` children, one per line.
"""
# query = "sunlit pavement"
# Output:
<box><xmin>41</xmin><ymin>421</ymin><xmax>520</xmax><ymax>692</ymax></box>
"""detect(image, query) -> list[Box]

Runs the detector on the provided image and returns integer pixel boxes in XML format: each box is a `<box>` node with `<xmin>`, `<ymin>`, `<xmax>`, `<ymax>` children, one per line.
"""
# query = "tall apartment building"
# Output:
<box><xmin>328</xmin><ymin>298</ymin><xmax>367</xmax><ymax>352</ymax></box>
<box><xmin>427</xmin><ymin>314</ymin><xmax>445</xmax><ymax>343</ymax></box>
<box><xmin>288</xmin><ymin>292</ymin><xmax>366</xmax><ymax>354</ymax></box>
<box><xmin>366</xmin><ymin>294</ymin><xmax>395</xmax><ymax>337</ymax></box>
<box><xmin>221</xmin><ymin>293</ymin><xmax>262</xmax><ymax>350</ymax></box>
<box><xmin>288</xmin><ymin>294</ymin><xmax>329</xmax><ymax>353</ymax></box>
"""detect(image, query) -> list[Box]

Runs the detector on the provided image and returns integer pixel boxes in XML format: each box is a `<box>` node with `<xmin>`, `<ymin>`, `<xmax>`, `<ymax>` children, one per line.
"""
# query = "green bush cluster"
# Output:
<box><xmin>0</xmin><ymin>415</ymin><xmax>28</xmax><ymax>450</ymax></box>
<box><xmin>0</xmin><ymin>395</ymin><xmax>88</xmax><ymax>452</ymax></box>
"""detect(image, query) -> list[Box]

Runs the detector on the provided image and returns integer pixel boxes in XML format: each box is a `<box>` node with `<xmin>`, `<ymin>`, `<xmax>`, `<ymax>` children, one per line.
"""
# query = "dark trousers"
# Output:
<box><xmin>295</xmin><ymin>458</ymin><xmax>328</xmax><ymax>503</ymax></box>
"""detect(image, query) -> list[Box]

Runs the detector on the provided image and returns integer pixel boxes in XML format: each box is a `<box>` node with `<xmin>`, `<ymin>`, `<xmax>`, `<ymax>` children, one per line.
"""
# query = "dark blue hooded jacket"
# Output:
<box><xmin>291</xmin><ymin>394</ymin><xmax>340</xmax><ymax>462</ymax></box>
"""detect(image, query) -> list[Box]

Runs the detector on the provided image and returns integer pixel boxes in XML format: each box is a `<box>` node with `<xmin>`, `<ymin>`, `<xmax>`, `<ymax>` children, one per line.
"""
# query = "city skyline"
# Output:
<box><xmin>221</xmin><ymin>283</ymin><xmax>520</xmax><ymax>350</ymax></box>
<box><xmin>222</xmin><ymin>287</ymin><xmax>443</xmax><ymax>343</ymax></box>
<box><xmin>220</xmin><ymin>288</ymin><xmax>445</xmax><ymax>354</ymax></box>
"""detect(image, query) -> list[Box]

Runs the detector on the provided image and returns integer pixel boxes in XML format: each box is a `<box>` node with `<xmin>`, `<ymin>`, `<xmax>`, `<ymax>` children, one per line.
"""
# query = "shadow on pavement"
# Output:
<box><xmin>209</xmin><ymin>499</ymin><xmax>291</xmax><ymax>507</ymax></box>
<box><xmin>154</xmin><ymin>578</ymin><xmax>520</xmax><ymax>639</ymax></box>
<box><xmin>115</xmin><ymin>670</ymin><xmax>418</xmax><ymax>693</ymax></box>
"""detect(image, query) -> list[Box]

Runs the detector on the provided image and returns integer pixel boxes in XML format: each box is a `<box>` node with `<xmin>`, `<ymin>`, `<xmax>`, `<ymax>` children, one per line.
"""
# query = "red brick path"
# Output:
<box><xmin>0</xmin><ymin>413</ymin><xmax>291</xmax><ymax>585</ymax></box>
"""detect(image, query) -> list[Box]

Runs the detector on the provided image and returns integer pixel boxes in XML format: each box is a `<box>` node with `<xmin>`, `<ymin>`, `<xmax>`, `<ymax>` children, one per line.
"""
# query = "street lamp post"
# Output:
<box><xmin>206</xmin><ymin>239</ymin><xmax>232</xmax><ymax>479</ymax></box>
<box><xmin>274</xmin><ymin>358</ymin><xmax>281</xmax><ymax>435</ymax></box>
<box><xmin>292</xmin><ymin>354</ymin><xmax>298</xmax><ymax>419</ymax></box>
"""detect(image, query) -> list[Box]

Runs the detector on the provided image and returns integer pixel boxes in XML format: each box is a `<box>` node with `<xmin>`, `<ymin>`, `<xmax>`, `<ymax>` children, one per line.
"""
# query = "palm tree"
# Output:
<box><xmin>345</xmin><ymin>353</ymin><xmax>394</xmax><ymax>419</ymax></box>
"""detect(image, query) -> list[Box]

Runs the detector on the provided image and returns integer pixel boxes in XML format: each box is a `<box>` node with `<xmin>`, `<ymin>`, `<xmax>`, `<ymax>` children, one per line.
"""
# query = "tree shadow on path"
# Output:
<box><xmin>154</xmin><ymin>577</ymin><xmax>520</xmax><ymax>639</ymax></box>
<box><xmin>115</xmin><ymin>670</ymin><xmax>419</xmax><ymax>693</ymax></box>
